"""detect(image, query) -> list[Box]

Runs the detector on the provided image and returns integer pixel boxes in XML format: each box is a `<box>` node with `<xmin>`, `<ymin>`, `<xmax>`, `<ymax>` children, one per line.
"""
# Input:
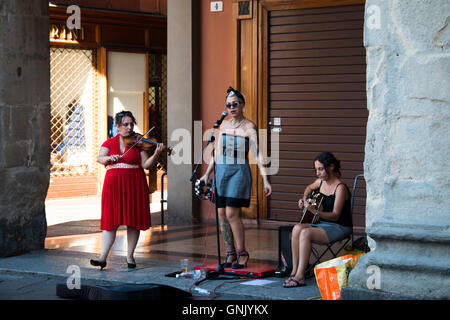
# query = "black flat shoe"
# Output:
<box><xmin>127</xmin><ymin>263</ymin><xmax>136</xmax><ymax>269</ymax></box>
<box><xmin>90</xmin><ymin>259</ymin><xmax>106</xmax><ymax>270</ymax></box>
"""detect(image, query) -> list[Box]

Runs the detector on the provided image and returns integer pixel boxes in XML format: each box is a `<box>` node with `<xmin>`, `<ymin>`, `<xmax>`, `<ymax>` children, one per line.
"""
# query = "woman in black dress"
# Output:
<box><xmin>284</xmin><ymin>152</ymin><xmax>352</xmax><ymax>287</ymax></box>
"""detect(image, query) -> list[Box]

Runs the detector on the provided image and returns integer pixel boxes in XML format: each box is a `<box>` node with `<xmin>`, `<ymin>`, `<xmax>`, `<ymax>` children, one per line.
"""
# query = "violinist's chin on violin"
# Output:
<box><xmin>122</xmin><ymin>131</ymin><xmax>173</xmax><ymax>157</ymax></box>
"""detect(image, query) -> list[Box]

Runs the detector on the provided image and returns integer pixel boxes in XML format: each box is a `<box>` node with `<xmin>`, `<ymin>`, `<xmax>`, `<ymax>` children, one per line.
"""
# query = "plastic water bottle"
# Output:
<box><xmin>194</xmin><ymin>269</ymin><xmax>202</xmax><ymax>280</ymax></box>
<box><xmin>193</xmin><ymin>286</ymin><xmax>210</xmax><ymax>295</ymax></box>
<box><xmin>176</xmin><ymin>272</ymin><xmax>191</xmax><ymax>278</ymax></box>
<box><xmin>176</xmin><ymin>270</ymin><xmax>202</xmax><ymax>279</ymax></box>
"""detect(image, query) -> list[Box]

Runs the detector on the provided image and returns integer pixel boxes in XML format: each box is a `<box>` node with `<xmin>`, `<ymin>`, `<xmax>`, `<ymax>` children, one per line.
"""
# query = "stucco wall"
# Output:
<box><xmin>197</xmin><ymin>0</ymin><xmax>233</xmax><ymax>222</ymax></box>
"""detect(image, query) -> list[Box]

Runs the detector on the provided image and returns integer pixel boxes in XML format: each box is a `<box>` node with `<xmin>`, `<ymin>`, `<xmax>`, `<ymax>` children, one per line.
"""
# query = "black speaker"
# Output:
<box><xmin>277</xmin><ymin>225</ymin><xmax>328</xmax><ymax>279</ymax></box>
<box><xmin>56</xmin><ymin>283</ymin><xmax>192</xmax><ymax>300</ymax></box>
<box><xmin>277</xmin><ymin>225</ymin><xmax>294</xmax><ymax>277</ymax></box>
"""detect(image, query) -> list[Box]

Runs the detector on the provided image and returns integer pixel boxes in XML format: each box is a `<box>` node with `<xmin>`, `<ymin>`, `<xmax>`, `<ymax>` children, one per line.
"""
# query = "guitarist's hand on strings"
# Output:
<box><xmin>298</xmin><ymin>198</ymin><xmax>306</xmax><ymax>210</ymax></box>
<box><xmin>304</xmin><ymin>201</ymin><xmax>321</xmax><ymax>214</ymax></box>
<box><xmin>298</xmin><ymin>196</ymin><xmax>310</xmax><ymax>210</ymax></box>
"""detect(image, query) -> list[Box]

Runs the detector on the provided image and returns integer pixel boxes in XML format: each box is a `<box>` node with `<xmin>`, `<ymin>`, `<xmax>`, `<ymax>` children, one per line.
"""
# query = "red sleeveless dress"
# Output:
<box><xmin>100</xmin><ymin>135</ymin><xmax>151</xmax><ymax>231</ymax></box>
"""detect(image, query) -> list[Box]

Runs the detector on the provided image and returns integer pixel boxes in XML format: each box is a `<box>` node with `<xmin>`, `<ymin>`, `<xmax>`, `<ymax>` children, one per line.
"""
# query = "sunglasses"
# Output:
<box><xmin>225</xmin><ymin>102</ymin><xmax>241</xmax><ymax>109</ymax></box>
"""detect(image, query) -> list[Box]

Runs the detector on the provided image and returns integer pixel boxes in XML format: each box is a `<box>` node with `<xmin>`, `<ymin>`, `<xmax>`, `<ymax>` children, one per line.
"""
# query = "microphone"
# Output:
<box><xmin>215</xmin><ymin>111</ymin><xmax>228</xmax><ymax>127</ymax></box>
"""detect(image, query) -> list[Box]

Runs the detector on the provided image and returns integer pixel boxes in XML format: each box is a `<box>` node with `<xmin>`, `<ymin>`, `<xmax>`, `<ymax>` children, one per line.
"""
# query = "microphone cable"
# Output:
<box><xmin>189</xmin><ymin>169</ymin><xmax>253</xmax><ymax>299</ymax></box>
<box><xmin>188</xmin><ymin>168</ymin><xmax>218</xmax><ymax>298</ymax></box>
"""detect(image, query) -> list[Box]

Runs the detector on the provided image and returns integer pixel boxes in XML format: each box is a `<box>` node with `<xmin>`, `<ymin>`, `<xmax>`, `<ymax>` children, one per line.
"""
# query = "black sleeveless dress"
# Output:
<box><xmin>310</xmin><ymin>181</ymin><xmax>353</xmax><ymax>242</ymax></box>
<box><xmin>213</xmin><ymin>133</ymin><xmax>252</xmax><ymax>208</ymax></box>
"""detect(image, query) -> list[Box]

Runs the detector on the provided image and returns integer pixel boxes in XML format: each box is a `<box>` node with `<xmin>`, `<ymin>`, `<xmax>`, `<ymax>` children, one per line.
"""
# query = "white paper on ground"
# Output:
<box><xmin>240</xmin><ymin>279</ymin><xmax>276</xmax><ymax>286</ymax></box>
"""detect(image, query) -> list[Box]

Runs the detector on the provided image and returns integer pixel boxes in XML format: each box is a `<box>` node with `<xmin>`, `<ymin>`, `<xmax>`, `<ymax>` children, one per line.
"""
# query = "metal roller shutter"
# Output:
<box><xmin>267</xmin><ymin>4</ymin><xmax>367</xmax><ymax>234</ymax></box>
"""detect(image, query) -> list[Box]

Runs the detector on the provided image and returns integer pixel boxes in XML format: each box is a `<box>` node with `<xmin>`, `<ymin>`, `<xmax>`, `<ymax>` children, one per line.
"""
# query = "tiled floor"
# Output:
<box><xmin>44</xmin><ymin>196</ymin><xmax>281</xmax><ymax>268</ymax></box>
<box><xmin>0</xmin><ymin>196</ymin><xmax>326</xmax><ymax>300</ymax></box>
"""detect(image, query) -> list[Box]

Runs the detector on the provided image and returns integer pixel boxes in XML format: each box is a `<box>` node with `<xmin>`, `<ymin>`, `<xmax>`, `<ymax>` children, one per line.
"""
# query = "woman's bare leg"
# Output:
<box><xmin>225</xmin><ymin>206</ymin><xmax>245</xmax><ymax>251</ymax></box>
<box><xmin>218</xmin><ymin>207</ymin><xmax>235</xmax><ymax>252</ymax></box>
<box><xmin>126</xmin><ymin>226</ymin><xmax>140</xmax><ymax>264</ymax></box>
<box><xmin>225</xmin><ymin>206</ymin><xmax>249</xmax><ymax>267</ymax></box>
<box><xmin>294</xmin><ymin>227</ymin><xmax>329</xmax><ymax>283</ymax></box>
<box><xmin>289</xmin><ymin>223</ymin><xmax>306</xmax><ymax>279</ymax></box>
<box><xmin>98</xmin><ymin>229</ymin><xmax>117</xmax><ymax>262</ymax></box>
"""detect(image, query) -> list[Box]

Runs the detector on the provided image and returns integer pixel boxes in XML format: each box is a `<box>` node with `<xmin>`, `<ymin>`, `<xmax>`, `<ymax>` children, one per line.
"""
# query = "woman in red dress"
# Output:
<box><xmin>90</xmin><ymin>111</ymin><xmax>165</xmax><ymax>270</ymax></box>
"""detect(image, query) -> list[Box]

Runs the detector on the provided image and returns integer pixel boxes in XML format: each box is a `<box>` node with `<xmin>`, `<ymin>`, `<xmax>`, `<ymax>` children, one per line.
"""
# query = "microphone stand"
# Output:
<box><xmin>191</xmin><ymin>118</ymin><xmax>259</xmax><ymax>284</ymax></box>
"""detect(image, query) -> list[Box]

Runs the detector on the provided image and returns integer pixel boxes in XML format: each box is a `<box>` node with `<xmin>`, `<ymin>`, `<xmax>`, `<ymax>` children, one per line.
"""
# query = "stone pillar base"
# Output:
<box><xmin>341</xmin><ymin>287</ymin><xmax>424</xmax><ymax>300</ymax></box>
<box><xmin>347</xmin><ymin>221</ymin><xmax>450</xmax><ymax>300</ymax></box>
<box><xmin>0</xmin><ymin>0</ymin><xmax>50</xmax><ymax>257</ymax></box>
<box><xmin>353</xmin><ymin>0</ymin><xmax>450</xmax><ymax>300</ymax></box>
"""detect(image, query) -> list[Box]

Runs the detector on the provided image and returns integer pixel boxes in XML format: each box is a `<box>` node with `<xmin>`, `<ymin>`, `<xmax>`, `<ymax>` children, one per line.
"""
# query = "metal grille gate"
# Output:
<box><xmin>148</xmin><ymin>53</ymin><xmax>167</xmax><ymax>171</ymax></box>
<box><xmin>49</xmin><ymin>47</ymin><xmax>99</xmax><ymax>177</ymax></box>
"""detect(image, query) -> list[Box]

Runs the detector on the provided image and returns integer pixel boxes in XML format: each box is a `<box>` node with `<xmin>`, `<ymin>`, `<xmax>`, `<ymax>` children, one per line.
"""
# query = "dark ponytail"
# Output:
<box><xmin>314</xmin><ymin>152</ymin><xmax>342</xmax><ymax>177</ymax></box>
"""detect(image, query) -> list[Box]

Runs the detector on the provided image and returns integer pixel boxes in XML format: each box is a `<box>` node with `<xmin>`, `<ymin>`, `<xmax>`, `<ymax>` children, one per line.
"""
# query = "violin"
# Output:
<box><xmin>123</xmin><ymin>132</ymin><xmax>173</xmax><ymax>155</ymax></box>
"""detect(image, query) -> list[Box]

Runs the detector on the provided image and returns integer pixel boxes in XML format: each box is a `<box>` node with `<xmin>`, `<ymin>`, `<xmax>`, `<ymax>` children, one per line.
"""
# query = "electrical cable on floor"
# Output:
<box><xmin>188</xmin><ymin>173</ymin><xmax>216</xmax><ymax>298</ymax></box>
<box><xmin>188</xmin><ymin>172</ymin><xmax>256</xmax><ymax>299</ymax></box>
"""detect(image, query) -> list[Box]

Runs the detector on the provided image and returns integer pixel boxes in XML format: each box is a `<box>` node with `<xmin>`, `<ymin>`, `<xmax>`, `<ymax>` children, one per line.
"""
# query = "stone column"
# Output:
<box><xmin>166</xmin><ymin>0</ymin><xmax>196</xmax><ymax>225</ymax></box>
<box><xmin>345</xmin><ymin>0</ymin><xmax>450</xmax><ymax>299</ymax></box>
<box><xmin>0</xmin><ymin>0</ymin><xmax>50</xmax><ymax>256</ymax></box>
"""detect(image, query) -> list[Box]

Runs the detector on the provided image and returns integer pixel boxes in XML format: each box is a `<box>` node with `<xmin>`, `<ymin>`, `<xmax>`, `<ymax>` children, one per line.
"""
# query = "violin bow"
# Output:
<box><xmin>119</xmin><ymin>126</ymin><xmax>155</xmax><ymax>159</ymax></box>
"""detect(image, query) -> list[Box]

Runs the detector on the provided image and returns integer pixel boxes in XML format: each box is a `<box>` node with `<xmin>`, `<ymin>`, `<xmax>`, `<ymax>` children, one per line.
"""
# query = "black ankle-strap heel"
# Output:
<box><xmin>232</xmin><ymin>250</ymin><xmax>249</xmax><ymax>269</ymax></box>
<box><xmin>223</xmin><ymin>250</ymin><xmax>237</xmax><ymax>268</ymax></box>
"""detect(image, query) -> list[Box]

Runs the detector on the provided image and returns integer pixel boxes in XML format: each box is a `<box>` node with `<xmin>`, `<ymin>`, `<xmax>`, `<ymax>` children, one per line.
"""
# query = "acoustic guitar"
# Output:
<box><xmin>300</xmin><ymin>190</ymin><xmax>323</xmax><ymax>224</ymax></box>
